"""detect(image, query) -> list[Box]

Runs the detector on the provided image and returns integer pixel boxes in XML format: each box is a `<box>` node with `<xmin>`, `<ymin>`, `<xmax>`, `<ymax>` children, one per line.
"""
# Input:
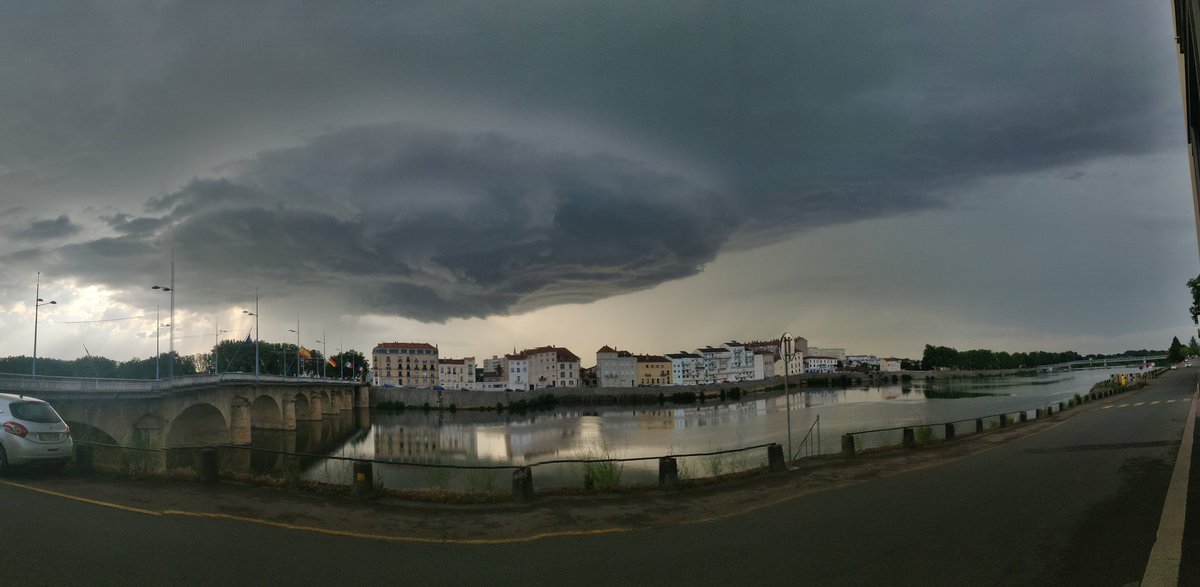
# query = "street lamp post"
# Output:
<box><xmin>288</xmin><ymin>315</ymin><xmax>300</xmax><ymax>381</ymax></box>
<box><xmin>154</xmin><ymin>305</ymin><xmax>168</xmax><ymax>381</ymax></box>
<box><xmin>213</xmin><ymin>314</ymin><xmax>227</xmax><ymax>375</ymax></box>
<box><xmin>32</xmin><ymin>272</ymin><xmax>57</xmax><ymax>378</ymax></box>
<box><xmin>780</xmin><ymin>332</ymin><xmax>796</xmax><ymax>461</ymax></box>
<box><xmin>243</xmin><ymin>289</ymin><xmax>260</xmax><ymax>379</ymax></box>
<box><xmin>316</xmin><ymin>329</ymin><xmax>327</xmax><ymax>379</ymax></box>
<box><xmin>152</xmin><ymin>249</ymin><xmax>175</xmax><ymax>380</ymax></box>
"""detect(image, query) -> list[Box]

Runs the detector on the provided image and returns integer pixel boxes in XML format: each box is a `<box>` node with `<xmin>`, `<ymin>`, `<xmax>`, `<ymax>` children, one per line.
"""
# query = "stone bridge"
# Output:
<box><xmin>0</xmin><ymin>373</ymin><xmax>369</xmax><ymax>451</ymax></box>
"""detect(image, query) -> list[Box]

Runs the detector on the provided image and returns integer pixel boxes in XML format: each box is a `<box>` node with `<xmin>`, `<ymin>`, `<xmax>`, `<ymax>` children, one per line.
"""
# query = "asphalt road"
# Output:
<box><xmin>4</xmin><ymin>371</ymin><xmax>1195</xmax><ymax>586</ymax></box>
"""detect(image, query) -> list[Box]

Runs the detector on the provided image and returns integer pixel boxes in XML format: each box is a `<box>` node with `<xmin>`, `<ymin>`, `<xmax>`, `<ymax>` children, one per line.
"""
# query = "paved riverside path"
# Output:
<box><xmin>2</xmin><ymin>370</ymin><xmax>1195</xmax><ymax>586</ymax></box>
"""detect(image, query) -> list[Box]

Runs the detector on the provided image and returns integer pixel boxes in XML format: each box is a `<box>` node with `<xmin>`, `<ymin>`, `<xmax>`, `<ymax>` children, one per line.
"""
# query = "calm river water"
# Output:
<box><xmin>291</xmin><ymin>368</ymin><xmax>1130</xmax><ymax>491</ymax></box>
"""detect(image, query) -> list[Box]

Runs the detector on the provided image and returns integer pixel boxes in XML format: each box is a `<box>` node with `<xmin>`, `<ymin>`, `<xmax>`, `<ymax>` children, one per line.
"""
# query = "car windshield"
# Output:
<box><xmin>10</xmin><ymin>402</ymin><xmax>62</xmax><ymax>424</ymax></box>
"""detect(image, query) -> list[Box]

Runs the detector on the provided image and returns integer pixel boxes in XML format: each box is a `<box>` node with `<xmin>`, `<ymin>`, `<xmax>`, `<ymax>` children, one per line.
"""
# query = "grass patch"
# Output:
<box><xmin>578</xmin><ymin>442</ymin><xmax>623</xmax><ymax>491</ymax></box>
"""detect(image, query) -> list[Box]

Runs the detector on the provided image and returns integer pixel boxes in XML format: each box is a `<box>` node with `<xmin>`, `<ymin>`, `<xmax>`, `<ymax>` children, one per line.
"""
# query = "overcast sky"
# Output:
<box><xmin>0</xmin><ymin>1</ymin><xmax>1196</xmax><ymax>368</ymax></box>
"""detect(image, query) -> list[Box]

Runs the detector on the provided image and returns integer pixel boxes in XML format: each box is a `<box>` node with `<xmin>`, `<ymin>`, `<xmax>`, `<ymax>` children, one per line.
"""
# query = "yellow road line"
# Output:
<box><xmin>0</xmin><ymin>479</ymin><xmax>163</xmax><ymax>516</ymax></box>
<box><xmin>1151</xmin><ymin>401</ymin><xmax>1161</xmax><ymax>405</ymax></box>
<box><xmin>1168</xmin><ymin>400</ymin><xmax>1177</xmax><ymax>404</ymax></box>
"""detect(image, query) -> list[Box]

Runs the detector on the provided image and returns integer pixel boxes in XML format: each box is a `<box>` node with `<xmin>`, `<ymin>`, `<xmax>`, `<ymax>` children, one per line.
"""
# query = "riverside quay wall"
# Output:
<box><xmin>369</xmin><ymin>370</ymin><xmax>1028</xmax><ymax>409</ymax></box>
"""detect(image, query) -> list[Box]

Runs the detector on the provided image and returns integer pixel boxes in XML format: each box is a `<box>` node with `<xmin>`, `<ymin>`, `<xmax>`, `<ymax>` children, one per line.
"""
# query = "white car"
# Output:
<box><xmin>0</xmin><ymin>393</ymin><xmax>73</xmax><ymax>472</ymax></box>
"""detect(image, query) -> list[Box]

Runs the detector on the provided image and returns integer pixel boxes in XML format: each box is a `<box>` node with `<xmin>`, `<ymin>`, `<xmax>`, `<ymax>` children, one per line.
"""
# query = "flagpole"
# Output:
<box><xmin>339</xmin><ymin>338</ymin><xmax>344</xmax><ymax>380</ymax></box>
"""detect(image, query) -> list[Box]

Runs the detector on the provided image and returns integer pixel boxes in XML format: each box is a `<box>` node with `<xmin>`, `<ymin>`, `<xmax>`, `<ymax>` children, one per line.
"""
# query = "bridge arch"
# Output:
<box><xmin>251</xmin><ymin>395</ymin><xmax>282</xmax><ymax>429</ymax></box>
<box><xmin>166</xmin><ymin>403</ymin><xmax>230</xmax><ymax>447</ymax></box>
<box><xmin>63</xmin><ymin>420</ymin><xmax>119</xmax><ymax>445</ymax></box>
<box><xmin>293</xmin><ymin>393</ymin><xmax>312</xmax><ymax>421</ymax></box>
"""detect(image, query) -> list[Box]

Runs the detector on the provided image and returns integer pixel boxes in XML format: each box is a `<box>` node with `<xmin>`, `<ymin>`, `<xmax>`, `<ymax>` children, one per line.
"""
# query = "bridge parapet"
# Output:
<box><xmin>0</xmin><ymin>372</ymin><xmax>362</xmax><ymax>398</ymax></box>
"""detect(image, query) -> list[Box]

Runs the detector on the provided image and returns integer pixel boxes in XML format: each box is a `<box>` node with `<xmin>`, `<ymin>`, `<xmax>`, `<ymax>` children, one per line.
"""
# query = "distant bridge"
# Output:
<box><xmin>0</xmin><ymin>372</ymin><xmax>369</xmax><ymax>451</ymax></box>
<box><xmin>1039</xmin><ymin>355</ymin><xmax>1168</xmax><ymax>372</ymax></box>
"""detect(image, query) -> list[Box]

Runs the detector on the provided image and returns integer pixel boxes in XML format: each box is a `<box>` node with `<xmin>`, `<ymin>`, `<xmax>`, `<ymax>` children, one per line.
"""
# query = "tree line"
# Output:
<box><xmin>920</xmin><ymin>344</ymin><xmax>1168</xmax><ymax>371</ymax></box>
<box><xmin>0</xmin><ymin>339</ymin><xmax>369</xmax><ymax>380</ymax></box>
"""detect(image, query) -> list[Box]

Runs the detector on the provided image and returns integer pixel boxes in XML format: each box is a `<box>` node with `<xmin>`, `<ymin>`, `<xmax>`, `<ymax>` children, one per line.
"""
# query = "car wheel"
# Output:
<box><xmin>0</xmin><ymin>444</ymin><xmax>8</xmax><ymax>476</ymax></box>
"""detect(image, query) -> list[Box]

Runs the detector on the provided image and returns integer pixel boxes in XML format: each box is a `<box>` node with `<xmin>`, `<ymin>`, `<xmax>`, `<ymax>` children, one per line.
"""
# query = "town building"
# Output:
<box><xmin>372</xmin><ymin>342</ymin><xmax>439</xmax><ymax>388</ymax></box>
<box><xmin>804</xmin><ymin>356</ymin><xmax>838</xmax><ymax>374</ymax></box>
<box><xmin>666</xmin><ymin>351</ymin><xmax>703</xmax><ymax>386</ymax></box>
<box><xmin>880</xmin><ymin>357</ymin><xmax>903</xmax><ymax>372</ymax></box>
<box><xmin>596</xmin><ymin>345</ymin><xmax>637</xmax><ymax>387</ymax></box>
<box><xmin>517</xmin><ymin>345</ymin><xmax>581</xmax><ymax>389</ymax></box>
<box><xmin>697</xmin><ymin>346</ymin><xmax>732</xmax><ymax>383</ymax></box>
<box><xmin>636</xmin><ymin>355</ymin><xmax>672</xmax><ymax>386</ymax></box>
<box><xmin>503</xmin><ymin>353</ymin><xmax>530</xmax><ymax>391</ymax></box>
<box><xmin>753</xmin><ymin>350</ymin><xmax>777</xmax><ymax>380</ymax></box>
<box><xmin>437</xmin><ymin>357</ymin><xmax>476</xmax><ymax>390</ymax></box>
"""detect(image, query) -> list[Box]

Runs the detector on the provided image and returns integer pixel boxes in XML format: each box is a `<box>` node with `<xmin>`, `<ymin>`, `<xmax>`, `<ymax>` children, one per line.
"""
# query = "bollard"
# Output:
<box><xmin>767</xmin><ymin>443</ymin><xmax>785</xmax><ymax>472</ymax></box>
<box><xmin>999</xmin><ymin>414</ymin><xmax>1008</xmax><ymax>428</ymax></box>
<box><xmin>944</xmin><ymin>423</ymin><xmax>955</xmax><ymax>440</ymax></box>
<box><xmin>902</xmin><ymin>427</ymin><xmax>916</xmax><ymax>449</ymax></box>
<box><xmin>74</xmin><ymin>444</ymin><xmax>94</xmax><ymax>474</ymax></box>
<box><xmin>1035</xmin><ymin>408</ymin><xmax>1044</xmax><ymax>419</ymax></box>
<box><xmin>352</xmin><ymin>461</ymin><xmax>373</xmax><ymax>497</ymax></box>
<box><xmin>512</xmin><ymin>466</ymin><xmax>534</xmax><ymax>502</ymax></box>
<box><xmin>976</xmin><ymin>418</ymin><xmax>984</xmax><ymax>433</ymax></box>
<box><xmin>841</xmin><ymin>433</ymin><xmax>856</xmax><ymax>458</ymax></box>
<box><xmin>198</xmin><ymin>447</ymin><xmax>218</xmax><ymax>483</ymax></box>
<box><xmin>1058</xmin><ymin>401</ymin><xmax>1064</xmax><ymax>412</ymax></box>
<box><xmin>659</xmin><ymin>457</ymin><xmax>680</xmax><ymax>491</ymax></box>
<box><xmin>1019</xmin><ymin>411</ymin><xmax>1028</xmax><ymax>423</ymax></box>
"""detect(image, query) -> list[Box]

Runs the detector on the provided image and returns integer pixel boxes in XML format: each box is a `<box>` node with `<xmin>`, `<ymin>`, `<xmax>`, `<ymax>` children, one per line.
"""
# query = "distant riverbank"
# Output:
<box><xmin>370</xmin><ymin>369</ymin><xmax>1035</xmax><ymax>410</ymax></box>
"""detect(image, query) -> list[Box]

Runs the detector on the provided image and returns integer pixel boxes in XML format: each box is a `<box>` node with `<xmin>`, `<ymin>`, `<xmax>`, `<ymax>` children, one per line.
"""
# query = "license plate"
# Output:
<box><xmin>38</xmin><ymin>433</ymin><xmax>60</xmax><ymax>441</ymax></box>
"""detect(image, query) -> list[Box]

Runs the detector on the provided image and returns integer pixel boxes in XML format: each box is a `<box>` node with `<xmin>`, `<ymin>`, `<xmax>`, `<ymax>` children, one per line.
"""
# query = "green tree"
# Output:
<box><xmin>1190</xmin><ymin>274</ymin><xmax>1200</xmax><ymax>323</ymax></box>
<box><xmin>1168</xmin><ymin>336</ymin><xmax>1186</xmax><ymax>363</ymax></box>
<box><xmin>1190</xmin><ymin>336</ymin><xmax>1200</xmax><ymax>357</ymax></box>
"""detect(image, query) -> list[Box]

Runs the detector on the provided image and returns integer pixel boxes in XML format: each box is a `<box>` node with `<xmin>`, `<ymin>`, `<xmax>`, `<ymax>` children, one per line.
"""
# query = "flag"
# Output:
<box><xmin>346</xmin><ymin>360</ymin><xmax>354</xmax><ymax>369</ymax></box>
<box><xmin>299</xmin><ymin>346</ymin><xmax>313</xmax><ymax>360</ymax></box>
<box><xmin>327</xmin><ymin>357</ymin><xmax>337</xmax><ymax>367</ymax></box>
<box><xmin>243</xmin><ymin>331</ymin><xmax>253</xmax><ymax>345</ymax></box>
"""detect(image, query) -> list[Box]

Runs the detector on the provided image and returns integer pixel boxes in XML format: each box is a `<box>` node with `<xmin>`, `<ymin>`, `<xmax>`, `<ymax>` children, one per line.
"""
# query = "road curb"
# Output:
<box><xmin>1141</xmin><ymin>379</ymin><xmax>1198</xmax><ymax>587</ymax></box>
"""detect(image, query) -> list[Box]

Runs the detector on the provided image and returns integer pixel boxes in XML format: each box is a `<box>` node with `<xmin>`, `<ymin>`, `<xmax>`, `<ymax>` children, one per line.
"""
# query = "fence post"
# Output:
<box><xmin>767</xmin><ymin>443</ymin><xmax>785</xmax><ymax>472</ymax></box>
<box><xmin>659</xmin><ymin>457</ymin><xmax>680</xmax><ymax>491</ymax></box>
<box><xmin>1019</xmin><ymin>411</ymin><xmax>1029</xmax><ymax>423</ymax></box>
<box><xmin>352</xmin><ymin>461</ymin><xmax>373</xmax><ymax>497</ymax></box>
<box><xmin>902</xmin><ymin>427</ymin><xmax>916</xmax><ymax>448</ymax></box>
<box><xmin>1035</xmin><ymin>408</ymin><xmax>1044</xmax><ymax>419</ymax></box>
<box><xmin>999</xmin><ymin>414</ymin><xmax>1008</xmax><ymax>428</ymax></box>
<box><xmin>198</xmin><ymin>447</ymin><xmax>218</xmax><ymax>483</ymax></box>
<box><xmin>841</xmin><ymin>433</ymin><xmax>856</xmax><ymax>458</ymax></box>
<box><xmin>1058</xmin><ymin>401</ymin><xmax>1064</xmax><ymax>412</ymax></box>
<box><xmin>976</xmin><ymin>418</ymin><xmax>984</xmax><ymax>433</ymax></box>
<box><xmin>512</xmin><ymin>466</ymin><xmax>534</xmax><ymax>502</ymax></box>
<box><xmin>944</xmin><ymin>423</ymin><xmax>955</xmax><ymax>440</ymax></box>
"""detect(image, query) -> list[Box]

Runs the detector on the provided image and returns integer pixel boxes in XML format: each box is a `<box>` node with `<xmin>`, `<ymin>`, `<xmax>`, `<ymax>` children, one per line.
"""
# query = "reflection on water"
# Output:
<box><xmin>274</xmin><ymin>368</ymin><xmax>1127</xmax><ymax>491</ymax></box>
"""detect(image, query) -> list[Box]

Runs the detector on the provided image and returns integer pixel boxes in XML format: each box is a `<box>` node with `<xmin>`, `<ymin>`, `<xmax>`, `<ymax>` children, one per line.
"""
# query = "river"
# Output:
<box><xmin>287</xmin><ymin>367</ymin><xmax>1134</xmax><ymax>491</ymax></box>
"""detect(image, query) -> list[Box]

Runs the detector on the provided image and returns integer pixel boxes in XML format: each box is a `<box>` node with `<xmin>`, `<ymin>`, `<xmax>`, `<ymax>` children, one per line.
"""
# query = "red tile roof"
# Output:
<box><xmin>374</xmin><ymin>342</ymin><xmax>437</xmax><ymax>351</ymax></box>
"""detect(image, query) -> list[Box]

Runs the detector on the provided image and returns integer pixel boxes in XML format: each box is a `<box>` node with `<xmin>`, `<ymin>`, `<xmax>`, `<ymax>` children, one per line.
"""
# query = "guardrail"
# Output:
<box><xmin>0</xmin><ymin>372</ymin><xmax>362</xmax><ymax>394</ymax></box>
<box><xmin>840</xmin><ymin>372</ymin><xmax>1152</xmax><ymax>456</ymax></box>
<box><xmin>72</xmin><ymin>438</ymin><xmax>790</xmax><ymax>501</ymax></box>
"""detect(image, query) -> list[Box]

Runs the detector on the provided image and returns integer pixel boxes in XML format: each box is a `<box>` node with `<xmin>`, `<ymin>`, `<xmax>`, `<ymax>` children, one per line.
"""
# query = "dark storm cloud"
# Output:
<box><xmin>29</xmin><ymin>126</ymin><xmax>733</xmax><ymax>320</ymax></box>
<box><xmin>0</xmin><ymin>1</ymin><xmax>1182</xmax><ymax>320</ymax></box>
<box><xmin>11</xmin><ymin>215</ymin><xmax>81</xmax><ymax>241</ymax></box>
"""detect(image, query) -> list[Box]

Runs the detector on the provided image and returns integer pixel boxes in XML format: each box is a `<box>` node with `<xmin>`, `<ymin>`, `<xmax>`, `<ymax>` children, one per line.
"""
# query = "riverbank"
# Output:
<box><xmin>369</xmin><ymin>369</ymin><xmax>1035</xmax><ymax>410</ymax></box>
